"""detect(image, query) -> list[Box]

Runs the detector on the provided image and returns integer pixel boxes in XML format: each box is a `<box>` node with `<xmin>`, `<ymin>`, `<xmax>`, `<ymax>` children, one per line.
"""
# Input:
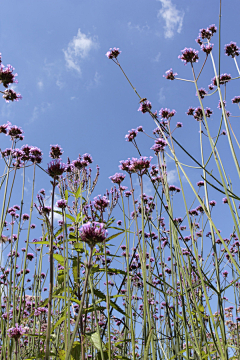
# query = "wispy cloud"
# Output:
<box><xmin>63</xmin><ymin>29</ymin><xmax>98</xmax><ymax>75</ymax></box>
<box><xmin>37</xmin><ymin>80</ymin><xmax>44</xmax><ymax>90</ymax></box>
<box><xmin>27</xmin><ymin>102</ymin><xmax>51</xmax><ymax>124</ymax></box>
<box><xmin>128</xmin><ymin>22</ymin><xmax>150</xmax><ymax>33</ymax></box>
<box><xmin>158</xmin><ymin>87</ymin><xmax>166</xmax><ymax>104</ymax></box>
<box><xmin>157</xmin><ymin>0</ymin><xmax>184</xmax><ymax>39</ymax></box>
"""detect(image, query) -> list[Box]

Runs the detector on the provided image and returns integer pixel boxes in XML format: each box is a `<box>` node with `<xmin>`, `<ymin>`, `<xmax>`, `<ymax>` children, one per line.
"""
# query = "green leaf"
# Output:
<box><xmin>51</xmin><ymin>316</ymin><xmax>66</xmax><ymax>333</ymax></box>
<box><xmin>53</xmin><ymin>254</ymin><xmax>65</xmax><ymax>265</ymax></box>
<box><xmin>58</xmin><ymin>350</ymin><xmax>66</xmax><ymax>360</ymax></box>
<box><xmin>57</xmin><ymin>270</ymin><xmax>65</xmax><ymax>285</ymax></box>
<box><xmin>198</xmin><ymin>304</ymin><xmax>205</xmax><ymax>313</ymax></box>
<box><xmin>71</xmin><ymin>342</ymin><xmax>81</xmax><ymax>360</ymax></box>
<box><xmin>75</xmin><ymin>186</ymin><xmax>81</xmax><ymax>199</ymax></box>
<box><xmin>72</xmin><ymin>256</ymin><xmax>78</xmax><ymax>283</ymax></box>
<box><xmin>30</xmin><ymin>241</ymin><xmax>49</xmax><ymax>245</ymax></box>
<box><xmin>65</xmin><ymin>189</ymin><xmax>69</xmax><ymax>201</ymax></box>
<box><xmin>74</xmin><ymin>242</ymin><xmax>84</xmax><ymax>253</ymax></box>
<box><xmin>90</xmin><ymin>332</ymin><xmax>106</xmax><ymax>351</ymax></box>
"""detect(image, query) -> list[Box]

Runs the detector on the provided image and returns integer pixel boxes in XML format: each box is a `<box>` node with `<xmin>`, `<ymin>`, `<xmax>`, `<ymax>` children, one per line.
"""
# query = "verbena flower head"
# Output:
<box><xmin>225</xmin><ymin>42</ymin><xmax>240</xmax><ymax>58</ymax></box>
<box><xmin>119</xmin><ymin>159</ymin><xmax>133</xmax><ymax>174</ymax></box>
<box><xmin>201</xmin><ymin>44</ymin><xmax>213</xmax><ymax>54</ymax></box>
<box><xmin>79</xmin><ymin>222</ymin><xmax>108</xmax><ymax>248</ymax></box>
<box><xmin>159</xmin><ymin>108</ymin><xmax>176</xmax><ymax>120</ymax></box>
<box><xmin>163</xmin><ymin>68</ymin><xmax>178</xmax><ymax>80</ymax></box>
<box><xmin>178</xmin><ymin>48</ymin><xmax>199</xmax><ymax>65</ymax></box>
<box><xmin>130</xmin><ymin>156</ymin><xmax>152</xmax><ymax>176</ymax></box>
<box><xmin>109</xmin><ymin>173</ymin><xmax>125</xmax><ymax>185</ymax></box>
<box><xmin>8</xmin><ymin>125</ymin><xmax>23</xmax><ymax>140</ymax></box>
<box><xmin>93</xmin><ymin>195</ymin><xmax>109</xmax><ymax>211</ymax></box>
<box><xmin>49</xmin><ymin>145</ymin><xmax>63</xmax><ymax>159</ymax></box>
<box><xmin>138</xmin><ymin>100</ymin><xmax>152</xmax><ymax>114</ymax></box>
<box><xmin>30</xmin><ymin>147</ymin><xmax>43</xmax><ymax>164</ymax></box>
<box><xmin>212</xmin><ymin>74</ymin><xmax>232</xmax><ymax>87</ymax></box>
<box><xmin>7</xmin><ymin>323</ymin><xmax>25</xmax><ymax>339</ymax></box>
<box><xmin>0</xmin><ymin>64</ymin><xmax>18</xmax><ymax>88</ymax></box>
<box><xmin>2</xmin><ymin>89</ymin><xmax>22</xmax><ymax>103</ymax></box>
<box><xmin>150</xmin><ymin>138</ymin><xmax>167</xmax><ymax>154</ymax></box>
<box><xmin>0</xmin><ymin>122</ymin><xmax>11</xmax><ymax>134</ymax></box>
<box><xmin>47</xmin><ymin>159</ymin><xmax>65</xmax><ymax>178</ymax></box>
<box><xmin>106</xmin><ymin>47</ymin><xmax>121</xmax><ymax>59</ymax></box>
<box><xmin>125</xmin><ymin>129</ymin><xmax>138</xmax><ymax>142</ymax></box>
<box><xmin>56</xmin><ymin>199</ymin><xmax>67</xmax><ymax>209</ymax></box>
<box><xmin>232</xmin><ymin>96</ymin><xmax>240</xmax><ymax>104</ymax></box>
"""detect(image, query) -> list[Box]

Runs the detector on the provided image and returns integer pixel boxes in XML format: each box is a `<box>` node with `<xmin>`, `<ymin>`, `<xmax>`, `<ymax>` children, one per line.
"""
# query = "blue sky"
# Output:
<box><xmin>1</xmin><ymin>0</ymin><xmax>240</xmax><ymax>232</ymax></box>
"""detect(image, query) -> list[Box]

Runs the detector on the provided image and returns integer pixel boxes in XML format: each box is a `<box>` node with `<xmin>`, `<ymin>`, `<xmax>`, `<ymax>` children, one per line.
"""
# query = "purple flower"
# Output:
<box><xmin>119</xmin><ymin>159</ymin><xmax>133</xmax><ymax>173</ymax></box>
<box><xmin>225</xmin><ymin>42</ymin><xmax>240</xmax><ymax>58</ymax></box>
<box><xmin>150</xmin><ymin>138</ymin><xmax>167</xmax><ymax>154</ymax></box>
<box><xmin>30</xmin><ymin>147</ymin><xmax>43</xmax><ymax>164</ymax></box>
<box><xmin>197</xmin><ymin>88</ymin><xmax>208</xmax><ymax>99</ymax></box>
<box><xmin>47</xmin><ymin>159</ymin><xmax>65</xmax><ymax>178</ymax></box>
<box><xmin>163</xmin><ymin>68</ymin><xmax>178</xmax><ymax>80</ymax></box>
<box><xmin>93</xmin><ymin>195</ymin><xmax>109</xmax><ymax>211</ymax></box>
<box><xmin>0</xmin><ymin>64</ymin><xmax>18</xmax><ymax>88</ymax></box>
<box><xmin>232</xmin><ymin>96</ymin><xmax>240</xmax><ymax>104</ymax></box>
<box><xmin>222</xmin><ymin>270</ymin><xmax>228</xmax><ymax>278</ymax></box>
<box><xmin>109</xmin><ymin>173</ymin><xmax>125</xmax><ymax>185</ymax></box>
<box><xmin>22</xmin><ymin>213</ymin><xmax>29</xmax><ymax>221</ymax></box>
<box><xmin>221</xmin><ymin>130</ymin><xmax>227</xmax><ymax>135</ymax></box>
<box><xmin>218</xmin><ymin>100</ymin><xmax>226</xmax><ymax>109</ymax></box>
<box><xmin>2</xmin><ymin>89</ymin><xmax>22</xmax><ymax>103</ymax></box>
<box><xmin>26</xmin><ymin>253</ymin><xmax>34</xmax><ymax>261</ymax></box>
<box><xmin>176</xmin><ymin>122</ymin><xmax>183</xmax><ymax>128</ymax></box>
<box><xmin>178</xmin><ymin>48</ymin><xmax>199</xmax><ymax>65</ymax></box>
<box><xmin>159</xmin><ymin>108</ymin><xmax>176</xmax><ymax>120</ymax></box>
<box><xmin>201</xmin><ymin>44</ymin><xmax>213</xmax><ymax>54</ymax></box>
<box><xmin>79</xmin><ymin>222</ymin><xmax>108</xmax><ymax>247</ymax></box>
<box><xmin>56</xmin><ymin>199</ymin><xmax>67</xmax><ymax>209</ymax></box>
<box><xmin>222</xmin><ymin>197</ymin><xmax>228</xmax><ymax>204</ymax></box>
<box><xmin>106</xmin><ymin>47</ymin><xmax>121</xmax><ymax>59</ymax></box>
<box><xmin>209</xmin><ymin>200</ymin><xmax>216</xmax><ymax>207</ymax></box>
<box><xmin>49</xmin><ymin>145</ymin><xmax>63</xmax><ymax>159</ymax></box>
<box><xmin>137</xmin><ymin>126</ymin><xmax>143</xmax><ymax>132</ymax></box>
<box><xmin>212</xmin><ymin>74</ymin><xmax>232</xmax><ymax>87</ymax></box>
<box><xmin>125</xmin><ymin>129</ymin><xmax>137</xmax><ymax>142</ymax></box>
<box><xmin>130</xmin><ymin>156</ymin><xmax>152</xmax><ymax>176</ymax></box>
<box><xmin>138</xmin><ymin>100</ymin><xmax>152</xmax><ymax>114</ymax></box>
<box><xmin>117</xmin><ymin>220</ymin><xmax>122</xmax><ymax>226</ymax></box>
<box><xmin>0</xmin><ymin>122</ymin><xmax>11</xmax><ymax>134</ymax></box>
<box><xmin>8</xmin><ymin>125</ymin><xmax>23</xmax><ymax>140</ymax></box>
<box><xmin>7</xmin><ymin>323</ymin><xmax>25</xmax><ymax>339</ymax></box>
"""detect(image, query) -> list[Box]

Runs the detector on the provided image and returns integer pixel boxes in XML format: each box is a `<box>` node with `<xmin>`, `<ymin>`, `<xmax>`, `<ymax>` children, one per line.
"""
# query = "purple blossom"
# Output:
<box><xmin>232</xmin><ymin>96</ymin><xmax>240</xmax><ymax>104</ymax></box>
<box><xmin>125</xmin><ymin>129</ymin><xmax>137</xmax><ymax>142</ymax></box>
<box><xmin>163</xmin><ymin>68</ymin><xmax>178</xmax><ymax>80</ymax></box>
<box><xmin>137</xmin><ymin>126</ymin><xmax>143</xmax><ymax>132</ymax></box>
<box><xmin>222</xmin><ymin>270</ymin><xmax>228</xmax><ymax>278</ymax></box>
<box><xmin>130</xmin><ymin>156</ymin><xmax>152</xmax><ymax>176</ymax></box>
<box><xmin>222</xmin><ymin>197</ymin><xmax>228</xmax><ymax>204</ymax></box>
<box><xmin>225</xmin><ymin>42</ymin><xmax>240</xmax><ymax>58</ymax></box>
<box><xmin>22</xmin><ymin>213</ymin><xmax>29</xmax><ymax>221</ymax></box>
<box><xmin>212</xmin><ymin>74</ymin><xmax>232</xmax><ymax>87</ymax></box>
<box><xmin>159</xmin><ymin>108</ymin><xmax>176</xmax><ymax>120</ymax></box>
<box><xmin>79</xmin><ymin>222</ymin><xmax>108</xmax><ymax>247</ymax></box>
<box><xmin>47</xmin><ymin>159</ymin><xmax>65</xmax><ymax>178</ymax></box>
<box><xmin>178</xmin><ymin>48</ymin><xmax>199</xmax><ymax>65</ymax></box>
<box><xmin>2</xmin><ymin>89</ymin><xmax>22</xmax><ymax>103</ymax></box>
<box><xmin>197</xmin><ymin>88</ymin><xmax>208</xmax><ymax>99</ymax></box>
<box><xmin>209</xmin><ymin>200</ymin><xmax>217</xmax><ymax>207</ymax></box>
<box><xmin>93</xmin><ymin>195</ymin><xmax>109</xmax><ymax>211</ymax></box>
<box><xmin>106</xmin><ymin>47</ymin><xmax>121</xmax><ymax>59</ymax></box>
<box><xmin>0</xmin><ymin>64</ymin><xmax>18</xmax><ymax>88</ymax></box>
<box><xmin>7</xmin><ymin>323</ymin><xmax>25</xmax><ymax>339</ymax></box>
<box><xmin>201</xmin><ymin>44</ymin><xmax>213</xmax><ymax>54</ymax></box>
<box><xmin>26</xmin><ymin>253</ymin><xmax>34</xmax><ymax>261</ymax></box>
<box><xmin>176</xmin><ymin>122</ymin><xmax>183</xmax><ymax>128</ymax></box>
<box><xmin>49</xmin><ymin>145</ymin><xmax>63</xmax><ymax>159</ymax></box>
<box><xmin>150</xmin><ymin>138</ymin><xmax>167</xmax><ymax>154</ymax></box>
<box><xmin>8</xmin><ymin>125</ymin><xmax>23</xmax><ymax>140</ymax></box>
<box><xmin>109</xmin><ymin>173</ymin><xmax>125</xmax><ymax>185</ymax></box>
<box><xmin>56</xmin><ymin>199</ymin><xmax>67</xmax><ymax>209</ymax></box>
<box><xmin>138</xmin><ymin>100</ymin><xmax>152</xmax><ymax>114</ymax></box>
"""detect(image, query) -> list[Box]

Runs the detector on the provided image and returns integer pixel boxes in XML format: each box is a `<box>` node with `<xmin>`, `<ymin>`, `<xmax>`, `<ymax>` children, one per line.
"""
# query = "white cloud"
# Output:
<box><xmin>86</xmin><ymin>71</ymin><xmax>101</xmax><ymax>90</ymax></box>
<box><xmin>157</xmin><ymin>0</ymin><xmax>184</xmax><ymax>39</ymax></box>
<box><xmin>158</xmin><ymin>87</ymin><xmax>166</xmax><ymax>104</ymax></box>
<box><xmin>27</xmin><ymin>102</ymin><xmax>51</xmax><ymax>124</ymax></box>
<box><xmin>152</xmin><ymin>52</ymin><xmax>161</xmax><ymax>62</ymax></box>
<box><xmin>167</xmin><ymin>169</ymin><xmax>177</xmax><ymax>184</ymax></box>
<box><xmin>63</xmin><ymin>29</ymin><xmax>98</xmax><ymax>75</ymax></box>
<box><xmin>37</xmin><ymin>81</ymin><xmax>44</xmax><ymax>90</ymax></box>
<box><xmin>128</xmin><ymin>22</ymin><xmax>150</xmax><ymax>33</ymax></box>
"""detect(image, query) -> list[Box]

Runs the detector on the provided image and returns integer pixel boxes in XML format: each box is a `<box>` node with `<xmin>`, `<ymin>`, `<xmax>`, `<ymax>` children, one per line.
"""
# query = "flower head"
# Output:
<box><xmin>47</xmin><ymin>159</ymin><xmax>65</xmax><ymax>178</ymax></box>
<box><xmin>232</xmin><ymin>96</ymin><xmax>240</xmax><ymax>104</ymax></box>
<box><xmin>0</xmin><ymin>64</ymin><xmax>18</xmax><ymax>88</ymax></box>
<box><xmin>225</xmin><ymin>42</ymin><xmax>240</xmax><ymax>58</ymax></box>
<box><xmin>56</xmin><ymin>199</ymin><xmax>67</xmax><ymax>209</ymax></box>
<box><xmin>106</xmin><ymin>47</ymin><xmax>121</xmax><ymax>59</ymax></box>
<box><xmin>159</xmin><ymin>108</ymin><xmax>176</xmax><ymax>120</ymax></box>
<box><xmin>2</xmin><ymin>89</ymin><xmax>22</xmax><ymax>103</ymax></box>
<box><xmin>163</xmin><ymin>68</ymin><xmax>178</xmax><ymax>80</ymax></box>
<box><xmin>109</xmin><ymin>173</ymin><xmax>125</xmax><ymax>185</ymax></box>
<box><xmin>178</xmin><ymin>48</ymin><xmax>199</xmax><ymax>65</ymax></box>
<box><xmin>49</xmin><ymin>145</ymin><xmax>63</xmax><ymax>159</ymax></box>
<box><xmin>138</xmin><ymin>100</ymin><xmax>152</xmax><ymax>114</ymax></box>
<box><xmin>79</xmin><ymin>222</ymin><xmax>108</xmax><ymax>248</ymax></box>
<box><xmin>7</xmin><ymin>323</ymin><xmax>25</xmax><ymax>339</ymax></box>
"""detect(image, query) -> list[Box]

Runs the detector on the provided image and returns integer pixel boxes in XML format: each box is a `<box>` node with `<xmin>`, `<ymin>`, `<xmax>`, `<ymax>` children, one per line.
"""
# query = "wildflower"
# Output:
<box><xmin>30</xmin><ymin>147</ymin><xmax>43</xmax><ymax>164</ymax></box>
<box><xmin>178</xmin><ymin>48</ymin><xmax>199</xmax><ymax>65</ymax></box>
<box><xmin>56</xmin><ymin>199</ymin><xmax>67</xmax><ymax>209</ymax></box>
<box><xmin>117</xmin><ymin>220</ymin><xmax>122</xmax><ymax>226</ymax></box>
<box><xmin>119</xmin><ymin>159</ymin><xmax>133</xmax><ymax>173</ymax></box>
<box><xmin>30</xmin><ymin>224</ymin><xmax>36</xmax><ymax>229</ymax></box>
<box><xmin>47</xmin><ymin>159</ymin><xmax>65</xmax><ymax>178</ymax></box>
<box><xmin>225</xmin><ymin>42</ymin><xmax>240</xmax><ymax>58</ymax></box>
<box><xmin>138</xmin><ymin>100</ymin><xmax>152</xmax><ymax>114</ymax></box>
<box><xmin>8</xmin><ymin>125</ymin><xmax>23</xmax><ymax>140</ymax></box>
<box><xmin>232</xmin><ymin>96</ymin><xmax>240</xmax><ymax>104</ymax></box>
<box><xmin>22</xmin><ymin>214</ymin><xmax>29</xmax><ymax>221</ymax></box>
<box><xmin>0</xmin><ymin>122</ymin><xmax>11</xmax><ymax>134</ymax></box>
<box><xmin>79</xmin><ymin>222</ymin><xmax>108</xmax><ymax>248</ymax></box>
<box><xmin>189</xmin><ymin>209</ymin><xmax>199</xmax><ymax>216</ymax></box>
<box><xmin>150</xmin><ymin>138</ymin><xmax>167</xmax><ymax>154</ymax></box>
<box><xmin>93</xmin><ymin>195</ymin><xmax>109</xmax><ymax>211</ymax></box>
<box><xmin>109</xmin><ymin>173</ymin><xmax>125</xmax><ymax>185</ymax></box>
<box><xmin>82</xmin><ymin>153</ymin><xmax>93</xmax><ymax>164</ymax></box>
<box><xmin>49</xmin><ymin>145</ymin><xmax>63</xmax><ymax>159</ymax></box>
<box><xmin>130</xmin><ymin>156</ymin><xmax>152</xmax><ymax>176</ymax></box>
<box><xmin>222</xmin><ymin>197</ymin><xmax>228</xmax><ymax>204</ymax></box>
<box><xmin>159</xmin><ymin>108</ymin><xmax>176</xmax><ymax>120</ymax></box>
<box><xmin>2</xmin><ymin>89</ymin><xmax>22</xmax><ymax>103</ymax></box>
<box><xmin>222</xmin><ymin>270</ymin><xmax>228</xmax><ymax>278</ymax></box>
<box><xmin>0</xmin><ymin>64</ymin><xmax>18</xmax><ymax>88</ymax></box>
<box><xmin>201</xmin><ymin>44</ymin><xmax>213</xmax><ymax>54</ymax></box>
<box><xmin>7</xmin><ymin>323</ymin><xmax>25</xmax><ymax>339</ymax></box>
<box><xmin>221</xmin><ymin>130</ymin><xmax>226</xmax><ymax>135</ymax></box>
<box><xmin>218</xmin><ymin>100</ymin><xmax>226</xmax><ymax>109</ymax></box>
<box><xmin>197</xmin><ymin>88</ymin><xmax>207</xmax><ymax>99</ymax></box>
<box><xmin>195</xmin><ymin>36</ymin><xmax>202</xmax><ymax>46</ymax></box>
<box><xmin>163</xmin><ymin>68</ymin><xmax>177</xmax><ymax>80</ymax></box>
<box><xmin>209</xmin><ymin>200</ymin><xmax>216</xmax><ymax>206</ymax></box>
<box><xmin>106</xmin><ymin>47</ymin><xmax>121</xmax><ymax>59</ymax></box>
<box><xmin>125</xmin><ymin>129</ymin><xmax>137</xmax><ymax>142</ymax></box>
<box><xmin>137</xmin><ymin>126</ymin><xmax>143</xmax><ymax>132</ymax></box>
<box><xmin>187</xmin><ymin>107</ymin><xmax>195</xmax><ymax>116</ymax></box>
<box><xmin>212</xmin><ymin>74</ymin><xmax>232</xmax><ymax>87</ymax></box>
<box><xmin>197</xmin><ymin>181</ymin><xmax>204</xmax><ymax>187</ymax></box>
<box><xmin>176</xmin><ymin>122</ymin><xmax>183</xmax><ymax>128</ymax></box>
<box><xmin>26</xmin><ymin>253</ymin><xmax>34</xmax><ymax>261</ymax></box>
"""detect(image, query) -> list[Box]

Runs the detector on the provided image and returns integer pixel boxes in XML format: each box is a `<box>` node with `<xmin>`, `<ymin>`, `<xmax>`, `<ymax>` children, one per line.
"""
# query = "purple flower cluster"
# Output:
<box><xmin>47</xmin><ymin>159</ymin><xmax>65</xmax><ymax>178</ymax></box>
<box><xmin>109</xmin><ymin>173</ymin><xmax>125</xmax><ymax>185</ymax></box>
<box><xmin>119</xmin><ymin>156</ymin><xmax>152</xmax><ymax>176</ymax></box>
<box><xmin>225</xmin><ymin>42</ymin><xmax>240</xmax><ymax>58</ymax></box>
<box><xmin>106</xmin><ymin>47</ymin><xmax>121</xmax><ymax>60</ymax></box>
<box><xmin>49</xmin><ymin>145</ymin><xmax>63</xmax><ymax>159</ymax></box>
<box><xmin>2</xmin><ymin>89</ymin><xmax>22</xmax><ymax>103</ymax></box>
<box><xmin>0</xmin><ymin>64</ymin><xmax>18</xmax><ymax>88</ymax></box>
<box><xmin>150</xmin><ymin>138</ymin><xmax>167</xmax><ymax>154</ymax></box>
<box><xmin>7</xmin><ymin>323</ymin><xmax>26</xmax><ymax>339</ymax></box>
<box><xmin>163</xmin><ymin>68</ymin><xmax>178</xmax><ymax>80</ymax></box>
<box><xmin>178</xmin><ymin>48</ymin><xmax>199</xmax><ymax>65</ymax></box>
<box><xmin>79</xmin><ymin>222</ymin><xmax>107</xmax><ymax>247</ymax></box>
<box><xmin>159</xmin><ymin>108</ymin><xmax>176</xmax><ymax>120</ymax></box>
<box><xmin>211</xmin><ymin>74</ymin><xmax>232</xmax><ymax>87</ymax></box>
<box><xmin>56</xmin><ymin>199</ymin><xmax>67</xmax><ymax>209</ymax></box>
<box><xmin>138</xmin><ymin>100</ymin><xmax>152</xmax><ymax>114</ymax></box>
<box><xmin>187</xmin><ymin>106</ymin><xmax>212</xmax><ymax>120</ymax></box>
